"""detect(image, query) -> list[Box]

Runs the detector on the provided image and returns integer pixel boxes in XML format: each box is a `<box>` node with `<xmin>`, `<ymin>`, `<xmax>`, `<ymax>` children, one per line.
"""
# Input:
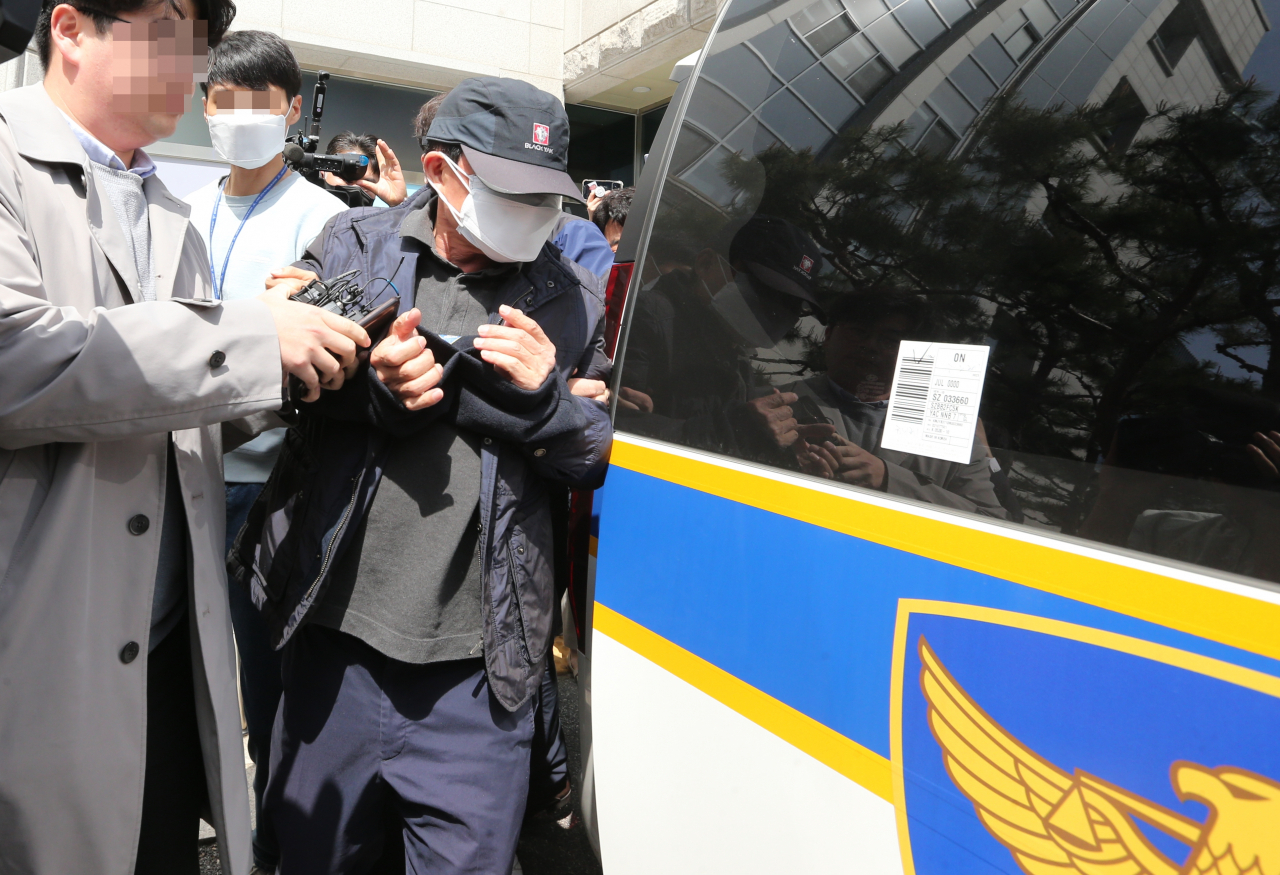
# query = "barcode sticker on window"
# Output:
<box><xmin>881</xmin><ymin>341</ymin><xmax>990</xmax><ymax>464</ymax></box>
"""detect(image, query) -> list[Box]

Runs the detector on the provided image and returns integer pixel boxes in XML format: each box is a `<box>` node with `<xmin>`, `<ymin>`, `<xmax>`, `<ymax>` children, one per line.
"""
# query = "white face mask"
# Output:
<box><xmin>430</xmin><ymin>154</ymin><xmax>563</xmax><ymax>263</ymax></box>
<box><xmin>206</xmin><ymin>110</ymin><xmax>287</xmax><ymax>169</ymax></box>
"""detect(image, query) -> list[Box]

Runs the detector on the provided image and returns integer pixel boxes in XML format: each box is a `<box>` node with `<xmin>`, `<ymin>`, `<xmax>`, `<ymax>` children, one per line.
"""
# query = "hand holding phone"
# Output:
<box><xmin>581</xmin><ymin>179</ymin><xmax>625</xmax><ymax>200</ymax></box>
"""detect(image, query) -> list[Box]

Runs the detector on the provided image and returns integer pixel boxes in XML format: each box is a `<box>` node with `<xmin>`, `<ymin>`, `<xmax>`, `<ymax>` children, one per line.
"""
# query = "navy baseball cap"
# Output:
<box><xmin>424</xmin><ymin>76</ymin><xmax>583</xmax><ymax>202</ymax></box>
<box><xmin>729</xmin><ymin>215</ymin><xmax>824</xmax><ymax>305</ymax></box>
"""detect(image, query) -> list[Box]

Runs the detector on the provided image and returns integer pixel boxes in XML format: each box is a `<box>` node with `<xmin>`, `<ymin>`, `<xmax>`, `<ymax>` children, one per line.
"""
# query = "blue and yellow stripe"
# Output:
<box><xmin>591</xmin><ymin>436</ymin><xmax>1280</xmax><ymax>798</ymax></box>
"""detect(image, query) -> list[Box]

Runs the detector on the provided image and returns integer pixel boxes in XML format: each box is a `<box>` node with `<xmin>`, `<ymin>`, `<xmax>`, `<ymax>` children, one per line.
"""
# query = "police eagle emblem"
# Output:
<box><xmin>919</xmin><ymin>638</ymin><xmax>1280</xmax><ymax>875</ymax></box>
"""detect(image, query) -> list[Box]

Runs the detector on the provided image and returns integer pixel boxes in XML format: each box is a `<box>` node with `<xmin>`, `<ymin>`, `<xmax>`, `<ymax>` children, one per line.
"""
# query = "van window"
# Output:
<box><xmin>615</xmin><ymin>0</ymin><xmax>1280</xmax><ymax>587</ymax></box>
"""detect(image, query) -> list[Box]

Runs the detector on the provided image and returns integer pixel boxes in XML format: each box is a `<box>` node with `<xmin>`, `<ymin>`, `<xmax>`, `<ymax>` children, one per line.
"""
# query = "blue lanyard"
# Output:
<box><xmin>209</xmin><ymin>166</ymin><xmax>288</xmax><ymax>301</ymax></box>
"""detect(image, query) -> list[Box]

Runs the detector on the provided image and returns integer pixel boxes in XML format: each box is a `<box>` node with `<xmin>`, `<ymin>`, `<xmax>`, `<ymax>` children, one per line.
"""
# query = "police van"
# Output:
<box><xmin>571</xmin><ymin>0</ymin><xmax>1280</xmax><ymax>870</ymax></box>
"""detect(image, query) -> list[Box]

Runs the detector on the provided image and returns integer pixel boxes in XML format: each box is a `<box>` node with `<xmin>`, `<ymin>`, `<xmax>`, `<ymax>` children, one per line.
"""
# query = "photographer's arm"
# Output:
<box><xmin>354</xmin><ymin>140</ymin><xmax>408</xmax><ymax>208</ymax></box>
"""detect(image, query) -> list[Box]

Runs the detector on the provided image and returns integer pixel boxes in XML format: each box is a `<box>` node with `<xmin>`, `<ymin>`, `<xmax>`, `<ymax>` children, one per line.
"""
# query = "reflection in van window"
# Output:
<box><xmin>617</xmin><ymin>0</ymin><xmax>1280</xmax><ymax>585</ymax></box>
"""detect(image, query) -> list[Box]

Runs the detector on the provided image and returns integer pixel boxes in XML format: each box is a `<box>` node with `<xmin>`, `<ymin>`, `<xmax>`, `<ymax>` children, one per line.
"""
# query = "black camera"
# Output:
<box><xmin>286</xmin><ymin>268</ymin><xmax>401</xmax><ymax>410</ymax></box>
<box><xmin>291</xmin><ymin>269</ymin><xmax>398</xmax><ymax>332</ymax></box>
<box><xmin>282</xmin><ymin>143</ymin><xmax>369</xmax><ymax>183</ymax></box>
<box><xmin>282</xmin><ymin>71</ymin><xmax>374</xmax><ymax>207</ymax></box>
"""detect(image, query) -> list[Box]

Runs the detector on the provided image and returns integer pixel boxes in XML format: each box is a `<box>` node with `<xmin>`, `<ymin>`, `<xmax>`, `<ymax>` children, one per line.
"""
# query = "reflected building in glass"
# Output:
<box><xmin>619</xmin><ymin>0</ymin><xmax>1280</xmax><ymax>586</ymax></box>
<box><xmin>668</xmin><ymin>0</ymin><xmax>1267</xmax><ymax>208</ymax></box>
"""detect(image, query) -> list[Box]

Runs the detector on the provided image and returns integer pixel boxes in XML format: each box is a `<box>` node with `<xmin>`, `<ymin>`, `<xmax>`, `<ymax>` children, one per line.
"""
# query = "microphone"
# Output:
<box><xmin>282</xmin><ymin>143</ymin><xmax>370</xmax><ymax>182</ymax></box>
<box><xmin>282</xmin><ymin>142</ymin><xmax>307</xmax><ymax>166</ymax></box>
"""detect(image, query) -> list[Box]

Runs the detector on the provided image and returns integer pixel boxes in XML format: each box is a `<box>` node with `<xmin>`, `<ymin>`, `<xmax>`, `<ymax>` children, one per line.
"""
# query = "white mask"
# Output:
<box><xmin>206</xmin><ymin>110</ymin><xmax>287</xmax><ymax>169</ymax></box>
<box><xmin>430</xmin><ymin>154</ymin><xmax>563</xmax><ymax>263</ymax></box>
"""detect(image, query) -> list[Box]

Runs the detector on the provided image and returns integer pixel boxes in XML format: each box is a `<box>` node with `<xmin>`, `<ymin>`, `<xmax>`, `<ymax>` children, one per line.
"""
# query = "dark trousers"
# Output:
<box><xmin>528</xmin><ymin>653</ymin><xmax>568</xmax><ymax>807</ymax></box>
<box><xmin>225</xmin><ymin>482</ymin><xmax>284</xmax><ymax>869</ymax></box>
<box><xmin>134</xmin><ymin>615</ymin><xmax>207</xmax><ymax>875</ymax></box>
<box><xmin>267</xmin><ymin>625</ymin><xmax>534</xmax><ymax>875</ymax></box>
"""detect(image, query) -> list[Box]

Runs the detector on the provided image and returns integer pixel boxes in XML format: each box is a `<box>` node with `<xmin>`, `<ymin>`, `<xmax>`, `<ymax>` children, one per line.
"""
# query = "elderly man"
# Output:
<box><xmin>232</xmin><ymin>77</ymin><xmax>612</xmax><ymax>874</ymax></box>
<box><xmin>0</xmin><ymin>2</ymin><xmax>369</xmax><ymax>874</ymax></box>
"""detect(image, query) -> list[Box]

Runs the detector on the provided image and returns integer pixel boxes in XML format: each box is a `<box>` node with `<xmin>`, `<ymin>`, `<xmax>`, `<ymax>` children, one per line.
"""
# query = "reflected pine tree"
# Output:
<box><xmin>724</xmin><ymin>85</ymin><xmax>1280</xmax><ymax>535</ymax></box>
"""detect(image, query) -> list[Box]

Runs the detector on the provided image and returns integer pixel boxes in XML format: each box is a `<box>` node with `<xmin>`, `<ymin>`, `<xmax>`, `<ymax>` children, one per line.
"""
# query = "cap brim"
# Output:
<box><xmin>746</xmin><ymin>262</ymin><xmax>821</xmax><ymax>305</ymax></box>
<box><xmin>462</xmin><ymin>145</ymin><xmax>584</xmax><ymax>202</ymax></box>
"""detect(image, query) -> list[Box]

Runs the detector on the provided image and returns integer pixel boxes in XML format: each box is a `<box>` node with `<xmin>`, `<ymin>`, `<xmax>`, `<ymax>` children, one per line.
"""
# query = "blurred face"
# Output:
<box><xmin>604</xmin><ymin>220</ymin><xmax>623</xmax><ymax>253</ymax></box>
<box><xmin>48</xmin><ymin>0</ymin><xmax>209</xmax><ymax>148</ymax></box>
<box><xmin>824</xmin><ymin>313</ymin><xmax>913</xmax><ymax>401</ymax></box>
<box><xmin>202</xmin><ymin>82</ymin><xmax>300</xmax><ymax>125</ymax></box>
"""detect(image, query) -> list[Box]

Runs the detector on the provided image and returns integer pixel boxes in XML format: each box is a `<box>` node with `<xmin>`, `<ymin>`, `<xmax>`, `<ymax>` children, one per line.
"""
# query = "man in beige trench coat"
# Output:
<box><xmin>0</xmin><ymin>2</ymin><xmax>370</xmax><ymax>873</ymax></box>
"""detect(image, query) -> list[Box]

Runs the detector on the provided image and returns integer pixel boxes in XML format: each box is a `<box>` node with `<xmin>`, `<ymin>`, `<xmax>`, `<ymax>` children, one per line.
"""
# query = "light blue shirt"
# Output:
<box><xmin>186</xmin><ymin>171</ymin><xmax>347</xmax><ymax>482</ymax></box>
<box><xmin>58</xmin><ymin>109</ymin><xmax>156</xmax><ymax>177</ymax></box>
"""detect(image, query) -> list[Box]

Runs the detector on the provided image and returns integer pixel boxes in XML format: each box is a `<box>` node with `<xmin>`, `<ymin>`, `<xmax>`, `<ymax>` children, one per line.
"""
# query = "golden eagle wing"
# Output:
<box><xmin>918</xmin><ymin>637</ymin><xmax>1182</xmax><ymax>875</ymax></box>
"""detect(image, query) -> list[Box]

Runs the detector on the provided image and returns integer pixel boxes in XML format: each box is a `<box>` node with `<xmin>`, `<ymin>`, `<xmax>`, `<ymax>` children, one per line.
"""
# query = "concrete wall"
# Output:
<box><xmin>562</xmin><ymin>0</ymin><xmax>726</xmax><ymax>104</ymax></box>
<box><xmin>0</xmin><ymin>0</ymin><xmax>722</xmax><ymax>111</ymax></box>
<box><xmin>231</xmin><ymin>0</ymin><xmax>568</xmax><ymax>97</ymax></box>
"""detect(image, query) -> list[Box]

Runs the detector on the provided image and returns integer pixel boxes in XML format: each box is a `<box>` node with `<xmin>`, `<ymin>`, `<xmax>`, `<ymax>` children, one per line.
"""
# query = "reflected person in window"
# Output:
<box><xmin>785</xmin><ymin>291</ymin><xmax>1008</xmax><ymax>518</ymax></box>
<box><xmin>617</xmin><ymin>214</ymin><xmax>832</xmax><ymax>463</ymax></box>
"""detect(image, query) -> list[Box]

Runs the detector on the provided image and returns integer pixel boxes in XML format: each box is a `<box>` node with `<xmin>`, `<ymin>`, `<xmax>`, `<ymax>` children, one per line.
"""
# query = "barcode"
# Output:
<box><xmin>891</xmin><ymin>356</ymin><xmax>934</xmax><ymax>424</ymax></box>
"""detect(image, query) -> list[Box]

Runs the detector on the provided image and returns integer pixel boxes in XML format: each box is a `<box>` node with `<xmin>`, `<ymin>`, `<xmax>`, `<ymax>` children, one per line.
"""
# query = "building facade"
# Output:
<box><xmin>665</xmin><ymin>0</ymin><xmax>1268</xmax><ymax>214</ymax></box>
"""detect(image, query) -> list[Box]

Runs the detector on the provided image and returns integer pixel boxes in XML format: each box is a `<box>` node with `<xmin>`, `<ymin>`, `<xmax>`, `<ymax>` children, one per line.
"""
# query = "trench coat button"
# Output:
<box><xmin>533</xmin><ymin>448</ymin><xmax>547</xmax><ymax>457</ymax></box>
<box><xmin>483</xmin><ymin>437</ymin><xmax>493</xmax><ymax>445</ymax></box>
<box><xmin>208</xmin><ymin>350</ymin><xmax>226</xmax><ymax>369</ymax></box>
<box><xmin>525</xmin><ymin>295</ymin><xmax>534</xmax><ymax>306</ymax></box>
<box><xmin>517</xmin><ymin>545</ymin><xmax>525</xmax><ymax>555</ymax></box>
<box><xmin>546</xmin><ymin>280</ymin><xmax>555</xmax><ymax>288</ymax></box>
<box><xmin>127</xmin><ymin>514</ymin><xmax>150</xmax><ymax>536</ymax></box>
<box><xmin>119</xmin><ymin>641</ymin><xmax>140</xmax><ymax>664</ymax></box>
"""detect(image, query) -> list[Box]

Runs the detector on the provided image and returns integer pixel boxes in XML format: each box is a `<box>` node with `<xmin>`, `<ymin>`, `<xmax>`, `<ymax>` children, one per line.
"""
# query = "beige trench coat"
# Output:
<box><xmin>0</xmin><ymin>85</ymin><xmax>284</xmax><ymax>875</ymax></box>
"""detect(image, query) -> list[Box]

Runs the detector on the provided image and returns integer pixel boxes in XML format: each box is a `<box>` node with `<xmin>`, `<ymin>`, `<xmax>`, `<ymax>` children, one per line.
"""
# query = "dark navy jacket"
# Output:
<box><xmin>229</xmin><ymin>188</ymin><xmax>612</xmax><ymax>711</ymax></box>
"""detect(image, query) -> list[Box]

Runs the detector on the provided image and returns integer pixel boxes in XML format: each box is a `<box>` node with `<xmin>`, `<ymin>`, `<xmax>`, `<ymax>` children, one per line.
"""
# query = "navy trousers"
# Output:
<box><xmin>225</xmin><ymin>482</ymin><xmax>283</xmax><ymax>869</ymax></box>
<box><xmin>267</xmin><ymin>625</ymin><xmax>534</xmax><ymax>875</ymax></box>
<box><xmin>528</xmin><ymin>653</ymin><xmax>568</xmax><ymax>809</ymax></box>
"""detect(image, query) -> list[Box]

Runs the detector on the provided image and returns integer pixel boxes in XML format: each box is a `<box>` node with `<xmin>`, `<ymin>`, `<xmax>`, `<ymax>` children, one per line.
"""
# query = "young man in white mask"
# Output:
<box><xmin>233</xmin><ymin>77</ymin><xmax>613</xmax><ymax>873</ymax></box>
<box><xmin>183</xmin><ymin>29</ymin><xmax>347</xmax><ymax>875</ymax></box>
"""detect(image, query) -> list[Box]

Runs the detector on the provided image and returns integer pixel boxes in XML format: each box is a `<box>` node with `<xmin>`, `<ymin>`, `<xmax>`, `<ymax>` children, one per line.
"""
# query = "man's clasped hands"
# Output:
<box><xmin>265</xmin><ymin>266</ymin><xmax>610</xmax><ymax>409</ymax></box>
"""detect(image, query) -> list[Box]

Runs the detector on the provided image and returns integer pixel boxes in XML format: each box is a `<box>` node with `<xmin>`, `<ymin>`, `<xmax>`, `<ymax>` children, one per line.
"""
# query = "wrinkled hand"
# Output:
<box><xmin>568</xmin><ymin>369</ymin><xmax>610</xmax><ymax>405</ymax></box>
<box><xmin>748</xmin><ymin>391</ymin><xmax>800</xmax><ymax>447</ymax></box>
<box><xmin>795</xmin><ymin>442</ymin><xmax>835</xmax><ymax>479</ymax></box>
<box><xmin>617</xmin><ymin>386</ymin><xmax>654</xmax><ymax>413</ymax></box>
<box><xmin>1247</xmin><ymin>431</ymin><xmax>1280</xmax><ymax>480</ymax></box>
<box><xmin>356</xmin><ymin>139</ymin><xmax>408</xmax><ymax>207</ymax></box>
<box><xmin>809</xmin><ymin>435</ymin><xmax>887</xmax><ymax>489</ymax></box>
<box><xmin>265</xmin><ymin>265</ymin><xmax>319</xmax><ymax>296</ymax></box>
<box><xmin>746</xmin><ymin>392</ymin><xmax>835</xmax><ymax>449</ymax></box>
<box><xmin>258</xmin><ymin>285</ymin><xmax>370</xmax><ymax>403</ymax></box>
<box><xmin>371</xmin><ymin>309</ymin><xmax>445</xmax><ymax>411</ymax></box>
<box><xmin>473</xmin><ymin>305</ymin><xmax>557</xmax><ymax>391</ymax></box>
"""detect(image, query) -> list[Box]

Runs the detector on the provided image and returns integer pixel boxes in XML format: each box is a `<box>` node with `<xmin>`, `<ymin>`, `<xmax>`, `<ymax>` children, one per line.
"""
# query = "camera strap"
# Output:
<box><xmin>209</xmin><ymin>165</ymin><xmax>289</xmax><ymax>300</ymax></box>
